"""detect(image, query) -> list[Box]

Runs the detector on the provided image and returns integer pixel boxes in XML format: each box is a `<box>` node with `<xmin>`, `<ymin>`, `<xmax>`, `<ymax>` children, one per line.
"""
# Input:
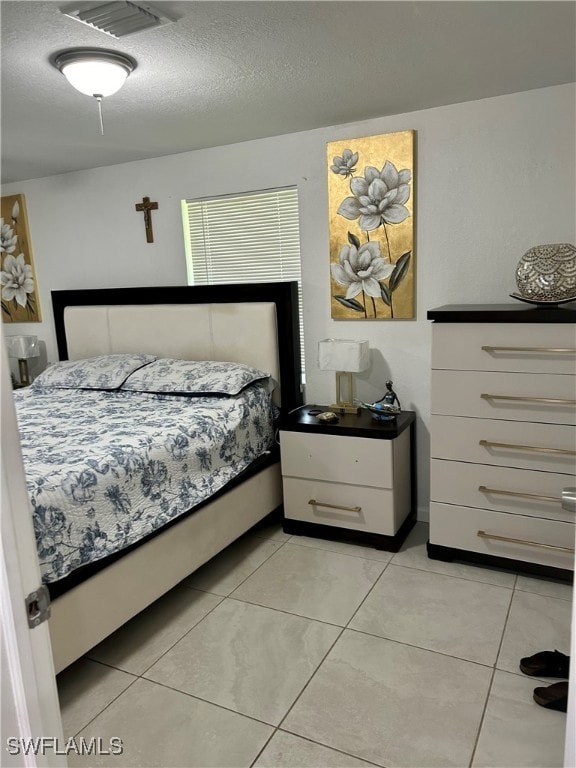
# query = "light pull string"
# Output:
<box><xmin>95</xmin><ymin>94</ymin><xmax>104</xmax><ymax>135</ymax></box>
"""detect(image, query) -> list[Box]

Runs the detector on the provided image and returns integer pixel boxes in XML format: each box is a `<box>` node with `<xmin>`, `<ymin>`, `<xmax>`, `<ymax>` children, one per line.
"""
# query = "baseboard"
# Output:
<box><xmin>426</xmin><ymin>541</ymin><xmax>574</xmax><ymax>583</ymax></box>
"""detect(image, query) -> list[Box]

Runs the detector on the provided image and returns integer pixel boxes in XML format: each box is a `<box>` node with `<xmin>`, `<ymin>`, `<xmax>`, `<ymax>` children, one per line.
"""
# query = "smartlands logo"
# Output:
<box><xmin>6</xmin><ymin>736</ymin><xmax>123</xmax><ymax>756</ymax></box>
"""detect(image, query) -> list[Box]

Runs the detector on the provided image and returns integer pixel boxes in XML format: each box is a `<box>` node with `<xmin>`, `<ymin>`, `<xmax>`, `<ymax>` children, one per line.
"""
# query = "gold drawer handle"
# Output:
<box><xmin>480</xmin><ymin>394</ymin><xmax>576</xmax><ymax>405</ymax></box>
<box><xmin>308</xmin><ymin>499</ymin><xmax>361</xmax><ymax>513</ymax></box>
<box><xmin>477</xmin><ymin>530</ymin><xmax>575</xmax><ymax>554</ymax></box>
<box><xmin>482</xmin><ymin>346</ymin><xmax>576</xmax><ymax>354</ymax></box>
<box><xmin>479</xmin><ymin>439</ymin><xmax>576</xmax><ymax>456</ymax></box>
<box><xmin>478</xmin><ymin>485</ymin><xmax>560</xmax><ymax>503</ymax></box>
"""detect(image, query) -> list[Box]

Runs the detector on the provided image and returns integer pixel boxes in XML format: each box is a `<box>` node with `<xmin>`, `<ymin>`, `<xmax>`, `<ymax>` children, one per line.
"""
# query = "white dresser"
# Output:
<box><xmin>428</xmin><ymin>304</ymin><xmax>576</xmax><ymax>577</ymax></box>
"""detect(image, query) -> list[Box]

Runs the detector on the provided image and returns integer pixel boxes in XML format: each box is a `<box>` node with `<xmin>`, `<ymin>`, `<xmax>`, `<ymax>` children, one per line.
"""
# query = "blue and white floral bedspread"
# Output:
<box><xmin>13</xmin><ymin>383</ymin><xmax>275</xmax><ymax>584</ymax></box>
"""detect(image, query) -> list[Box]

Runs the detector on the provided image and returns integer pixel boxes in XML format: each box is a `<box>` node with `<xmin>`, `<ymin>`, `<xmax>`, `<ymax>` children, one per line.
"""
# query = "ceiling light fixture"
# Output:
<box><xmin>52</xmin><ymin>48</ymin><xmax>136</xmax><ymax>134</ymax></box>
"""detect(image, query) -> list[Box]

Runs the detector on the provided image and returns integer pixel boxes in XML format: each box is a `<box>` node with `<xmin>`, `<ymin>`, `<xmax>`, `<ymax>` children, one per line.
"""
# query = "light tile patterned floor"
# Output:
<box><xmin>59</xmin><ymin>521</ymin><xmax>572</xmax><ymax>768</ymax></box>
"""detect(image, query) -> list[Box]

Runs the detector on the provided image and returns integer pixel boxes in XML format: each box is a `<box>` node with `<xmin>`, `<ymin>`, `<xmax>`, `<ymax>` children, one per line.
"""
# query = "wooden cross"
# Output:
<box><xmin>135</xmin><ymin>196</ymin><xmax>158</xmax><ymax>243</ymax></box>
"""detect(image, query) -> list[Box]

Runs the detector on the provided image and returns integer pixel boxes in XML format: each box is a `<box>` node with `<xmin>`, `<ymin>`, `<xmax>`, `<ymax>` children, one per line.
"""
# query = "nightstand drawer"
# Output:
<box><xmin>431</xmin><ymin>370</ymin><xmax>576</xmax><ymax>425</ymax></box>
<box><xmin>431</xmin><ymin>459</ymin><xmax>575</xmax><ymax>523</ymax></box>
<box><xmin>432</xmin><ymin>323</ymin><xmax>576</xmax><ymax>375</ymax></box>
<box><xmin>280</xmin><ymin>431</ymin><xmax>393</xmax><ymax>488</ymax></box>
<box><xmin>430</xmin><ymin>416</ymin><xmax>576</xmax><ymax>474</ymax></box>
<box><xmin>282</xmin><ymin>477</ymin><xmax>402</xmax><ymax>535</ymax></box>
<box><xmin>429</xmin><ymin>502</ymin><xmax>575</xmax><ymax>571</ymax></box>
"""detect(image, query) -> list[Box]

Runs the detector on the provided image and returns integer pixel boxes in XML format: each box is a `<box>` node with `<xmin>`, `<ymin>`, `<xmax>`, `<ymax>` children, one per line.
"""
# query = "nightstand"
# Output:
<box><xmin>279</xmin><ymin>406</ymin><xmax>416</xmax><ymax>550</ymax></box>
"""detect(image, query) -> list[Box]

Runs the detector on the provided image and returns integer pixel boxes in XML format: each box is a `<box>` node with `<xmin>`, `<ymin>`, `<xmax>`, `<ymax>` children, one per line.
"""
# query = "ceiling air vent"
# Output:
<box><xmin>59</xmin><ymin>1</ymin><xmax>174</xmax><ymax>38</ymax></box>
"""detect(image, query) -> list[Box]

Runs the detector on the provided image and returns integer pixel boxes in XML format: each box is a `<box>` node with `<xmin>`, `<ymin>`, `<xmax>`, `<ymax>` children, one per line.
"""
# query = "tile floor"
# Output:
<box><xmin>57</xmin><ymin>521</ymin><xmax>573</xmax><ymax>768</ymax></box>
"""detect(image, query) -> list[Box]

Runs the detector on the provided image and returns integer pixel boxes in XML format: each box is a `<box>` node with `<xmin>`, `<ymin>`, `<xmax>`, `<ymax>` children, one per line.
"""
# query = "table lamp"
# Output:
<box><xmin>6</xmin><ymin>335</ymin><xmax>39</xmax><ymax>386</ymax></box>
<box><xmin>318</xmin><ymin>338</ymin><xmax>370</xmax><ymax>414</ymax></box>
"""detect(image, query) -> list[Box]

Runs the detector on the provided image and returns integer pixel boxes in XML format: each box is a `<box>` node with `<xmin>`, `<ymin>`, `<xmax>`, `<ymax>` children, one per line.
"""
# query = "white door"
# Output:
<box><xmin>1</xmin><ymin>336</ymin><xmax>65</xmax><ymax>768</ymax></box>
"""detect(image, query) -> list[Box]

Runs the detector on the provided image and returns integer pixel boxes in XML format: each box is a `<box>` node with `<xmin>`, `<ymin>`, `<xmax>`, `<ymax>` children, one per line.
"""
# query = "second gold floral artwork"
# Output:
<box><xmin>327</xmin><ymin>130</ymin><xmax>414</xmax><ymax>319</ymax></box>
<box><xmin>1</xmin><ymin>193</ymin><xmax>41</xmax><ymax>323</ymax></box>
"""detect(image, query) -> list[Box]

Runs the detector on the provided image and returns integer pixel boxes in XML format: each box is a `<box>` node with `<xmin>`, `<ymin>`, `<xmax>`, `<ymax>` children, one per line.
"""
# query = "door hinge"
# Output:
<box><xmin>26</xmin><ymin>585</ymin><xmax>51</xmax><ymax>628</ymax></box>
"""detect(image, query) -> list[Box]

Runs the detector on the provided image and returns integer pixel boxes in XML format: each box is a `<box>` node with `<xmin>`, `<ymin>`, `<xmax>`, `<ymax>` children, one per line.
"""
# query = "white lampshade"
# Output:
<box><xmin>6</xmin><ymin>335</ymin><xmax>39</xmax><ymax>360</ymax></box>
<box><xmin>318</xmin><ymin>339</ymin><xmax>370</xmax><ymax>373</ymax></box>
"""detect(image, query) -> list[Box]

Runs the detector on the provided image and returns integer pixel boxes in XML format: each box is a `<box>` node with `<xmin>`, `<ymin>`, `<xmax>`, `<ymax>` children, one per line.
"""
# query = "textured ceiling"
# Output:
<box><xmin>1</xmin><ymin>1</ymin><xmax>575</xmax><ymax>183</ymax></box>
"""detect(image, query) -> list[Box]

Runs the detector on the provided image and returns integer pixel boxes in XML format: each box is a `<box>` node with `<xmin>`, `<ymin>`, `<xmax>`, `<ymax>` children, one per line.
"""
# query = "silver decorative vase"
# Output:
<box><xmin>512</xmin><ymin>243</ymin><xmax>576</xmax><ymax>305</ymax></box>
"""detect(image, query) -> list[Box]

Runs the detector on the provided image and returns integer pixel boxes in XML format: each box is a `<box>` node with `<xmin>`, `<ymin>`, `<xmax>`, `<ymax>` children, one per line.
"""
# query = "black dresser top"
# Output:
<box><xmin>427</xmin><ymin>303</ymin><xmax>576</xmax><ymax>323</ymax></box>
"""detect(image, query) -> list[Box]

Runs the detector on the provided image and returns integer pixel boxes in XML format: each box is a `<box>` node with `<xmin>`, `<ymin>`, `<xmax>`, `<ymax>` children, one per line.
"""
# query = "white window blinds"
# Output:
<box><xmin>182</xmin><ymin>187</ymin><xmax>304</xmax><ymax>372</ymax></box>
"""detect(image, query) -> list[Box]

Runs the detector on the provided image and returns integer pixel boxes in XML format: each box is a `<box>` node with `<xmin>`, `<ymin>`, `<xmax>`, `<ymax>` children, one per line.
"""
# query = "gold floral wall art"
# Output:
<box><xmin>328</xmin><ymin>130</ymin><xmax>414</xmax><ymax>319</ymax></box>
<box><xmin>1</xmin><ymin>193</ymin><xmax>41</xmax><ymax>322</ymax></box>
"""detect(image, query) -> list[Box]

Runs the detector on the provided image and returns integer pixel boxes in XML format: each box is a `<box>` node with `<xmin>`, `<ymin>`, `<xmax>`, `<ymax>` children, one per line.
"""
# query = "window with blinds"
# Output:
<box><xmin>181</xmin><ymin>187</ymin><xmax>304</xmax><ymax>373</ymax></box>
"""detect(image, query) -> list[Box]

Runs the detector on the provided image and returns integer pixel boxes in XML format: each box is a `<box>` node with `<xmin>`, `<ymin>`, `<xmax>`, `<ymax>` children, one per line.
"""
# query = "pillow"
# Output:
<box><xmin>121</xmin><ymin>359</ymin><xmax>270</xmax><ymax>396</ymax></box>
<box><xmin>33</xmin><ymin>354</ymin><xmax>157</xmax><ymax>390</ymax></box>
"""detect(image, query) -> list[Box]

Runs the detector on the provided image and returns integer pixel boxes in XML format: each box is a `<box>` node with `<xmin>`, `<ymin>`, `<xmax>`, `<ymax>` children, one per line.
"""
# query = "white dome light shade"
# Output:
<box><xmin>61</xmin><ymin>60</ymin><xmax>128</xmax><ymax>97</ymax></box>
<box><xmin>53</xmin><ymin>49</ymin><xmax>136</xmax><ymax>98</ymax></box>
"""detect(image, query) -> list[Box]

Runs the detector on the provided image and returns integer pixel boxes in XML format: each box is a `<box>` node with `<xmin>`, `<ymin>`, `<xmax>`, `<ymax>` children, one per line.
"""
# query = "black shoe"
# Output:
<box><xmin>520</xmin><ymin>650</ymin><xmax>570</xmax><ymax>678</ymax></box>
<box><xmin>533</xmin><ymin>681</ymin><xmax>568</xmax><ymax>712</ymax></box>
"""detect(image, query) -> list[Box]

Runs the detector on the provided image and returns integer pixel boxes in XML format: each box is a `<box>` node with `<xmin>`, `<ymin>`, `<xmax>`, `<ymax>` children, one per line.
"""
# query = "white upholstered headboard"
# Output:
<box><xmin>65</xmin><ymin>303</ymin><xmax>279</xmax><ymax>380</ymax></box>
<box><xmin>53</xmin><ymin>284</ymin><xmax>302</xmax><ymax>412</ymax></box>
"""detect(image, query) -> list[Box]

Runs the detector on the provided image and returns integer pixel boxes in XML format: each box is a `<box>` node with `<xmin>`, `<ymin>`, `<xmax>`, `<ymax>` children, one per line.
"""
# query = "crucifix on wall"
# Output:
<box><xmin>135</xmin><ymin>196</ymin><xmax>158</xmax><ymax>243</ymax></box>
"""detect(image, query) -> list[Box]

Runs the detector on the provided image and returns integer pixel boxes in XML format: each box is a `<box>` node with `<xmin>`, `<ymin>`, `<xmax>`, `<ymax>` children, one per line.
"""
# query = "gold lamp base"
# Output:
<box><xmin>331</xmin><ymin>371</ymin><xmax>360</xmax><ymax>414</ymax></box>
<box><xmin>18</xmin><ymin>358</ymin><xmax>31</xmax><ymax>387</ymax></box>
<box><xmin>330</xmin><ymin>403</ymin><xmax>361</xmax><ymax>415</ymax></box>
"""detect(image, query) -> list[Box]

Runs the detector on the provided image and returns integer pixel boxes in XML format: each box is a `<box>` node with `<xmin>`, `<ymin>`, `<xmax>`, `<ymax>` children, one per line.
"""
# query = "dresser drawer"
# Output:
<box><xmin>282</xmin><ymin>477</ymin><xmax>403</xmax><ymax>535</ymax></box>
<box><xmin>432</xmin><ymin>323</ymin><xmax>576</xmax><ymax>374</ymax></box>
<box><xmin>429</xmin><ymin>502</ymin><xmax>575</xmax><ymax>570</ymax></box>
<box><xmin>431</xmin><ymin>416</ymin><xmax>576</xmax><ymax>474</ymax></box>
<box><xmin>431</xmin><ymin>459</ymin><xmax>575</xmax><ymax>523</ymax></box>
<box><xmin>431</xmin><ymin>370</ymin><xmax>576</xmax><ymax>425</ymax></box>
<box><xmin>280</xmin><ymin>431</ymin><xmax>393</xmax><ymax>488</ymax></box>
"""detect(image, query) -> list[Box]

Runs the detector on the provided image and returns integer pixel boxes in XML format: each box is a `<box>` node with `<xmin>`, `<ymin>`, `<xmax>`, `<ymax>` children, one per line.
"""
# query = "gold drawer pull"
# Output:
<box><xmin>308</xmin><ymin>499</ymin><xmax>362</xmax><ymax>513</ymax></box>
<box><xmin>482</xmin><ymin>346</ymin><xmax>576</xmax><ymax>354</ymax></box>
<box><xmin>478</xmin><ymin>485</ymin><xmax>560</xmax><ymax>503</ymax></box>
<box><xmin>477</xmin><ymin>530</ymin><xmax>575</xmax><ymax>554</ymax></box>
<box><xmin>480</xmin><ymin>394</ymin><xmax>576</xmax><ymax>405</ymax></box>
<box><xmin>479</xmin><ymin>439</ymin><xmax>576</xmax><ymax>456</ymax></box>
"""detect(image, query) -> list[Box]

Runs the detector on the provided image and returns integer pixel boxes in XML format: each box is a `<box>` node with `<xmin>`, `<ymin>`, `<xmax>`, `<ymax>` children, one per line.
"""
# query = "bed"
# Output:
<box><xmin>14</xmin><ymin>282</ymin><xmax>301</xmax><ymax>673</ymax></box>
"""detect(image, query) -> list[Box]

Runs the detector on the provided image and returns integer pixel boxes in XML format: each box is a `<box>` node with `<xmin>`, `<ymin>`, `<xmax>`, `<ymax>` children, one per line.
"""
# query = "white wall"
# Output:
<box><xmin>3</xmin><ymin>83</ymin><xmax>575</xmax><ymax>518</ymax></box>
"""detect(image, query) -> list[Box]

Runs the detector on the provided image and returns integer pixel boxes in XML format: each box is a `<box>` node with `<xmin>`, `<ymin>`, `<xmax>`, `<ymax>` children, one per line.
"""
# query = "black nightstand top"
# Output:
<box><xmin>281</xmin><ymin>405</ymin><xmax>415</xmax><ymax>439</ymax></box>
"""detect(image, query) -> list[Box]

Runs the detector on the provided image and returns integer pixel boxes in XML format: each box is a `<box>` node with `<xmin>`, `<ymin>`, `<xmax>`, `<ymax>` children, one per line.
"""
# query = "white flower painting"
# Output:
<box><xmin>1</xmin><ymin>194</ymin><xmax>41</xmax><ymax>322</ymax></box>
<box><xmin>327</xmin><ymin>131</ymin><xmax>414</xmax><ymax>319</ymax></box>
